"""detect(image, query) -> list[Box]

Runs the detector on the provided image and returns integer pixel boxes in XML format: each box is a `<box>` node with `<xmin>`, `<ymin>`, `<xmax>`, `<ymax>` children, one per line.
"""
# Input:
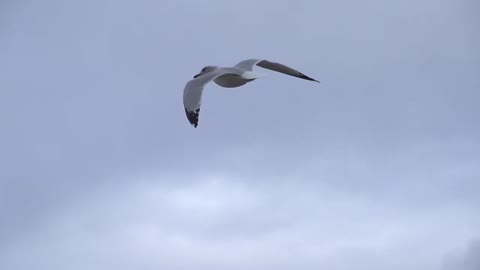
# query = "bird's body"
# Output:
<box><xmin>183</xmin><ymin>59</ymin><xmax>319</xmax><ymax>127</ymax></box>
<box><xmin>213</xmin><ymin>73</ymin><xmax>255</xmax><ymax>88</ymax></box>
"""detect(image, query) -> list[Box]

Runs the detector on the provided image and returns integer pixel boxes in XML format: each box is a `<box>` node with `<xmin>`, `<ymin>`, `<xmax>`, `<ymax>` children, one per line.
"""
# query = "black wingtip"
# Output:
<box><xmin>185</xmin><ymin>108</ymin><xmax>199</xmax><ymax>128</ymax></box>
<box><xmin>299</xmin><ymin>73</ymin><xmax>320</xmax><ymax>83</ymax></box>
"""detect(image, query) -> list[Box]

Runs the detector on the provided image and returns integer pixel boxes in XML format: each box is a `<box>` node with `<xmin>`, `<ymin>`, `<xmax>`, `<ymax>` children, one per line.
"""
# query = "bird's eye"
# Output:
<box><xmin>201</xmin><ymin>67</ymin><xmax>207</xmax><ymax>72</ymax></box>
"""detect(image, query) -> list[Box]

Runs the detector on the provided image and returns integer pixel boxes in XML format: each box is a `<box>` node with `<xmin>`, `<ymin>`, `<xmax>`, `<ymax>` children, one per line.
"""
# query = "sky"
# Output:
<box><xmin>0</xmin><ymin>0</ymin><xmax>479</xmax><ymax>269</ymax></box>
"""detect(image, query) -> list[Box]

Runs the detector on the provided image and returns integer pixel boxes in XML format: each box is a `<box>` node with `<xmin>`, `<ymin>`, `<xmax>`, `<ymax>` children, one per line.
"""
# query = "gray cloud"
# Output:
<box><xmin>1</xmin><ymin>166</ymin><xmax>478</xmax><ymax>270</ymax></box>
<box><xmin>1</xmin><ymin>0</ymin><xmax>479</xmax><ymax>269</ymax></box>
<box><xmin>443</xmin><ymin>239</ymin><xmax>480</xmax><ymax>270</ymax></box>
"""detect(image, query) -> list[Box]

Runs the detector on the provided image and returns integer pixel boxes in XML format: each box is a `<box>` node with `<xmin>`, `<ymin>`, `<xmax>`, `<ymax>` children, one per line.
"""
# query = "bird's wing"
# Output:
<box><xmin>183</xmin><ymin>68</ymin><xmax>244</xmax><ymax>128</ymax></box>
<box><xmin>233</xmin><ymin>59</ymin><xmax>264</xmax><ymax>71</ymax></box>
<box><xmin>234</xmin><ymin>59</ymin><xmax>319</xmax><ymax>82</ymax></box>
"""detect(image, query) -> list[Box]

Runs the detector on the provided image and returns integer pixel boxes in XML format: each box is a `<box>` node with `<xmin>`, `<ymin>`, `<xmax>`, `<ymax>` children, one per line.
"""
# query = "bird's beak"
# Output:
<box><xmin>193</xmin><ymin>73</ymin><xmax>201</xmax><ymax>79</ymax></box>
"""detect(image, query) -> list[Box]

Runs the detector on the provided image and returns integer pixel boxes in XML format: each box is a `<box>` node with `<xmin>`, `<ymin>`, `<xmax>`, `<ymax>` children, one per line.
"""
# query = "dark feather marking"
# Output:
<box><xmin>257</xmin><ymin>60</ymin><xmax>320</xmax><ymax>83</ymax></box>
<box><xmin>185</xmin><ymin>107</ymin><xmax>200</xmax><ymax>128</ymax></box>
<box><xmin>298</xmin><ymin>72</ymin><xmax>320</xmax><ymax>82</ymax></box>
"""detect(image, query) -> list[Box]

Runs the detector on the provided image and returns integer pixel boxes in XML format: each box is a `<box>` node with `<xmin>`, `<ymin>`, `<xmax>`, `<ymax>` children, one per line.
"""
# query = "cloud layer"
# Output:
<box><xmin>1</xmin><ymin>0</ymin><xmax>479</xmax><ymax>269</ymax></box>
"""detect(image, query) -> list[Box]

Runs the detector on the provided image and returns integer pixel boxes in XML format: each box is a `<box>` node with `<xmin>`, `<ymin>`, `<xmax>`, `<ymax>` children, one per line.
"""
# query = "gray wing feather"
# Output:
<box><xmin>234</xmin><ymin>59</ymin><xmax>319</xmax><ymax>82</ymax></box>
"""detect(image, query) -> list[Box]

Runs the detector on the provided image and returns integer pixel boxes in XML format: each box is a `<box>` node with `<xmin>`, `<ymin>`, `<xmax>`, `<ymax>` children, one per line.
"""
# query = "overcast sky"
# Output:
<box><xmin>1</xmin><ymin>0</ymin><xmax>479</xmax><ymax>269</ymax></box>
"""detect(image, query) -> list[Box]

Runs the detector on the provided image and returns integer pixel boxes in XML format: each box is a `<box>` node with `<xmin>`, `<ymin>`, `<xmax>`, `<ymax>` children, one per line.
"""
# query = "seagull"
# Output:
<box><xmin>183</xmin><ymin>59</ymin><xmax>320</xmax><ymax>128</ymax></box>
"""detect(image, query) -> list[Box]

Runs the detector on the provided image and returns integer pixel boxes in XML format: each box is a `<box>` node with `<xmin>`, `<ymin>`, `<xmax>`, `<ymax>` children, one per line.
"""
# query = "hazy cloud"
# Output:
<box><xmin>1</xmin><ymin>0</ymin><xmax>478</xmax><ymax>269</ymax></box>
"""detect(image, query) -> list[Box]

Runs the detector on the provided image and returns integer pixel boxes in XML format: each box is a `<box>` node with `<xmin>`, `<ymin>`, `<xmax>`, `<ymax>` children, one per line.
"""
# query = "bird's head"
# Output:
<box><xmin>193</xmin><ymin>66</ymin><xmax>218</xmax><ymax>78</ymax></box>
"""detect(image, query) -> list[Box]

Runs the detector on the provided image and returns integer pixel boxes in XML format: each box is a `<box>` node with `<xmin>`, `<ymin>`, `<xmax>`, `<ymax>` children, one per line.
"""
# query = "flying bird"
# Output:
<box><xmin>183</xmin><ymin>59</ymin><xmax>319</xmax><ymax>127</ymax></box>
